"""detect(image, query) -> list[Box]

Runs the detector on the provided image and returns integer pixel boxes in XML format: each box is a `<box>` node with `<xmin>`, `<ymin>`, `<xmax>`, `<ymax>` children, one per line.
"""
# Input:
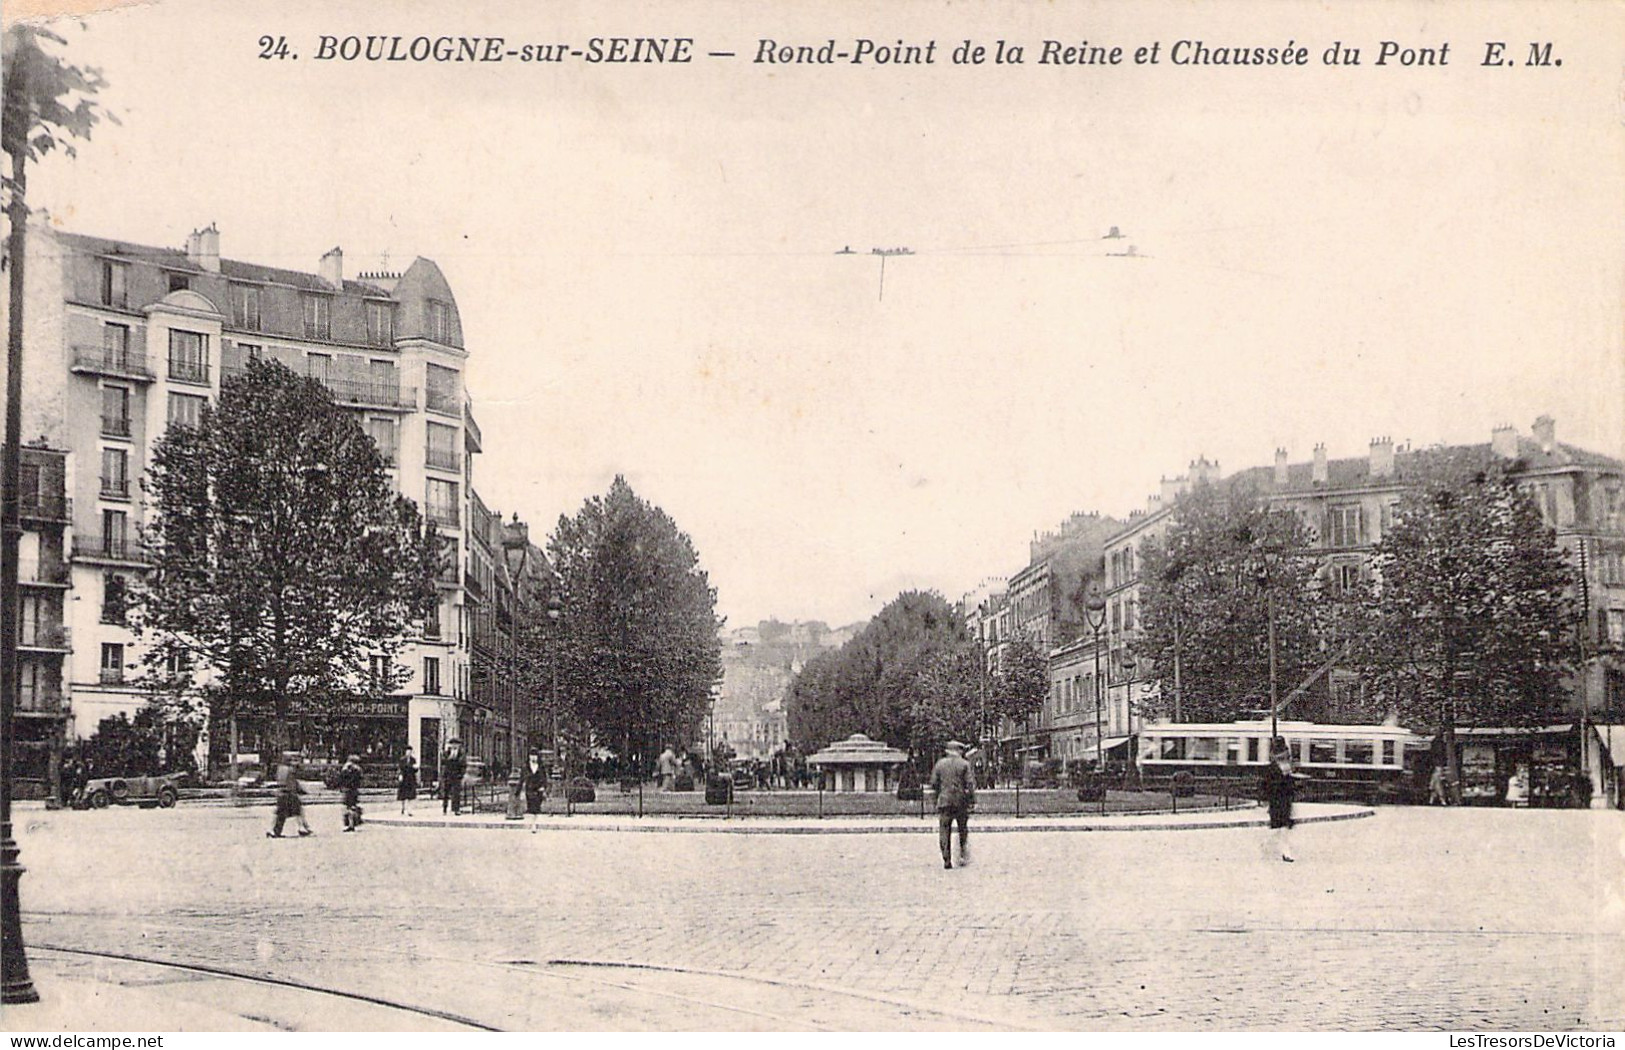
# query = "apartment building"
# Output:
<box><xmin>5</xmin><ymin>221</ymin><xmax>528</xmax><ymax>785</ymax></box>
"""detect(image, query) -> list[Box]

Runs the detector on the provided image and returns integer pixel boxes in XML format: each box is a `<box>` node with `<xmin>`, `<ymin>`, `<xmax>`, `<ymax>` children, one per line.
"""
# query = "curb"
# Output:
<box><xmin>361</xmin><ymin>804</ymin><xmax>1374</xmax><ymax>835</ymax></box>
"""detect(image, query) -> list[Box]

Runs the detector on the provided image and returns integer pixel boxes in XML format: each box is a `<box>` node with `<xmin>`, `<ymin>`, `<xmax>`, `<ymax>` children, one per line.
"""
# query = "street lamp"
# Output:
<box><xmin>547</xmin><ymin>595</ymin><xmax>562</xmax><ymax>790</ymax></box>
<box><xmin>1121</xmin><ymin>650</ymin><xmax>1138</xmax><ymax>778</ymax></box>
<box><xmin>1255</xmin><ymin>551</ymin><xmax>1280</xmax><ymax>745</ymax></box>
<box><xmin>1085</xmin><ymin>589</ymin><xmax>1108</xmax><ymax>774</ymax></box>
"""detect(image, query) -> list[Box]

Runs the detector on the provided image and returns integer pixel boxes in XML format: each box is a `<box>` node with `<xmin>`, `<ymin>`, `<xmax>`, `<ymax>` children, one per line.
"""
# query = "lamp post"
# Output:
<box><xmin>546</xmin><ymin>594</ymin><xmax>561</xmax><ymax>793</ymax></box>
<box><xmin>1085</xmin><ymin>590</ymin><xmax>1108</xmax><ymax>775</ymax></box>
<box><xmin>1255</xmin><ymin>552</ymin><xmax>1280</xmax><ymax>745</ymax></box>
<box><xmin>1121</xmin><ymin>651</ymin><xmax>1138</xmax><ymax>779</ymax></box>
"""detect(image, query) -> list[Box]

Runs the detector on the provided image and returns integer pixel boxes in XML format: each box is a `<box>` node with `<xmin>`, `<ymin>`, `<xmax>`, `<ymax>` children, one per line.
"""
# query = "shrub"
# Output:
<box><xmin>566</xmin><ymin>776</ymin><xmax>596</xmax><ymax>804</ymax></box>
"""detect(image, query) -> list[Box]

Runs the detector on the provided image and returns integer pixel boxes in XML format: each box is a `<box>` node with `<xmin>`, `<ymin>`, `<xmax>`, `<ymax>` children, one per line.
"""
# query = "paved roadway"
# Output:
<box><xmin>10</xmin><ymin>803</ymin><xmax>1623</xmax><ymax>1031</ymax></box>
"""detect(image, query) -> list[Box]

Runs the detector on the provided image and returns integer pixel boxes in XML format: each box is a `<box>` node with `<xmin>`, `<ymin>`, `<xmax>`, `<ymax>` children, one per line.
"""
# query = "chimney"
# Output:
<box><xmin>1492</xmin><ymin>423</ymin><xmax>1519</xmax><ymax>458</ymax></box>
<box><xmin>185</xmin><ymin>223</ymin><xmax>220</xmax><ymax>273</ymax></box>
<box><xmin>1147</xmin><ymin>493</ymin><xmax>1163</xmax><ymax>514</ymax></box>
<box><xmin>1274</xmin><ymin>448</ymin><xmax>1289</xmax><ymax>486</ymax></box>
<box><xmin>1369</xmin><ymin>436</ymin><xmax>1394</xmax><ymax>479</ymax></box>
<box><xmin>1160</xmin><ymin>475</ymin><xmax>1186</xmax><ymax>504</ymax></box>
<box><xmin>1189</xmin><ymin>456</ymin><xmax>1219</xmax><ymax>484</ymax></box>
<box><xmin>1532</xmin><ymin>415</ymin><xmax>1556</xmax><ymax>453</ymax></box>
<box><xmin>320</xmin><ymin>246</ymin><xmax>344</xmax><ymax>289</ymax></box>
<box><xmin>1312</xmin><ymin>443</ymin><xmax>1328</xmax><ymax>484</ymax></box>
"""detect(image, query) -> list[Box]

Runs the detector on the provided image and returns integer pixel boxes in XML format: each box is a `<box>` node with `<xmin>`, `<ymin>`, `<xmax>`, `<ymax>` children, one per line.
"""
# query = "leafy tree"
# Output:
<box><xmin>906</xmin><ymin>640</ymin><xmax>985</xmax><ymax>770</ymax></box>
<box><xmin>784</xmin><ymin>590</ymin><xmax>972</xmax><ymax>755</ymax></box>
<box><xmin>78</xmin><ymin>704</ymin><xmax>197</xmax><ymax>779</ymax></box>
<box><xmin>135</xmin><ymin>358</ymin><xmax>441</xmax><ymax>753</ymax></box>
<box><xmin>994</xmin><ymin>631</ymin><xmax>1050</xmax><ymax>754</ymax></box>
<box><xmin>1350</xmin><ymin>450</ymin><xmax>1575</xmax><ymax>784</ymax></box>
<box><xmin>3</xmin><ymin>23</ymin><xmax>116</xmax><ymax>204</ymax></box>
<box><xmin>546</xmin><ymin>476</ymin><xmax>722</xmax><ymax>768</ymax></box>
<box><xmin>1135</xmin><ymin>481</ymin><xmax>1333</xmax><ymax>723</ymax></box>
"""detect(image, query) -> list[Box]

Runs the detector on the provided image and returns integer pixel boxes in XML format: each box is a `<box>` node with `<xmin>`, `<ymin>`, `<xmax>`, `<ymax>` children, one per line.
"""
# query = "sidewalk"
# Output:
<box><xmin>366</xmin><ymin>800</ymin><xmax>1374</xmax><ymax>834</ymax></box>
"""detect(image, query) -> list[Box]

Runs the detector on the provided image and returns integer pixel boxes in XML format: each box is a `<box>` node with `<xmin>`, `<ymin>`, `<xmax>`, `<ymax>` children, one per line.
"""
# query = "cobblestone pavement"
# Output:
<box><xmin>11</xmin><ymin>804</ymin><xmax>1624</xmax><ymax>1031</ymax></box>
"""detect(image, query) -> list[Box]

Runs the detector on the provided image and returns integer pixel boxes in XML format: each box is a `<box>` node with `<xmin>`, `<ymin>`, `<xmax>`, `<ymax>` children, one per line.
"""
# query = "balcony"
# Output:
<box><xmin>101</xmin><ymin>414</ymin><xmax>132</xmax><ymax>438</ymax></box>
<box><xmin>18</xmin><ymin>689</ymin><xmax>65</xmax><ymax>714</ymax></box>
<box><xmin>425</xmin><ymin>446</ymin><xmax>460</xmax><ymax>472</ymax></box>
<box><xmin>99</xmin><ymin>666</ymin><xmax>125</xmax><ymax>685</ymax></box>
<box><xmin>19</xmin><ymin>625</ymin><xmax>71</xmax><ymax>651</ymax></box>
<box><xmin>19</xmin><ymin>493</ymin><xmax>71</xmax><ymax>524</ymax></box>
<box><xmin>20</xmin><ymin>561</ymin><xmax>70</xmax><ymax>586</ymax></box>
<box><xmin>100</xmin><ymin>476</ymin><xmax>132</xmax><ymax>500</ymax></box>
<box><xmin>72</xmin><ymin>534</ymin><xmax>149</xmax><ymax>564</ymax></box>
<box><xmin>427</xmin><ymin>507</ymin><xmax>460</xmax><ymax>530</ymax></box>
<box><xmin>323</xmin><ymin>377</ymin><xmax>415</xmax><ymax>410</ymax></box>
<box><xmin>71</xmin><ymin>346</ymin><xmax>155</xmax><ymax>382</ymax></box>
<box><xmin>168</xmin><ymin>359</ymin><xmax>210</xmax><ymax>386</ymax></box>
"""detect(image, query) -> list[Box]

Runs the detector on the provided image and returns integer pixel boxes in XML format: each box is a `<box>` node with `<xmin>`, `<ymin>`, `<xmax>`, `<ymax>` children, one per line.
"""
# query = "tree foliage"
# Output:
<box><xmin>546</xmin><ymin>476</ymin><xmax>722</xmax><ymax>765</ymax></box>
<box><xmin>135</xmin><ymin>359</ymin><xmax>441</xmax><ymax>748</ymax></box>
<box><xmin>993</xmin><ymin>632</ymin><xmax>1049</xmax><ymax>726</ymax></box>
<box><xmin>3</xmin><ymin>23</ymin><xmax>117</xmax><ymax>199</ymax></box>
<box><xmin>1349</xmin><ymin>449</ymin><xmax>1575</xmax><ymax>729</ymax></box>
<box><xmin>785</xmin><ymin>590</ymin><xmax>974</xmax><ymax>757</ymax></box>
<box><xmin>1135</xmin><ymin>481</ymin><xmax>1338</xmax><ymax>723</ymax></box>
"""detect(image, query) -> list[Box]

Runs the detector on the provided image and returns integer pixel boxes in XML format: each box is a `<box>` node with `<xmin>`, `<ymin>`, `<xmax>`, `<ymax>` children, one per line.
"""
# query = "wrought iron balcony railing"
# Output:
<box><xmin>72</xmin><ymin>346</ymin><xmax>155</xmax><ymax>381</ymax></box>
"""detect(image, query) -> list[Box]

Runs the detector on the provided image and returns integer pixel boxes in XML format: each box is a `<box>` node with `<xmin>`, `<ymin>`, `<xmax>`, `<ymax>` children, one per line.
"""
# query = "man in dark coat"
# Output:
<box><xmin>929</xmin><ymin>740</ymin><xmax>977</xmax><ymax>870</ymax></box>
<box><xmin>338</xmin><ymin>754</ymin><xmax>364</xmax><ymax>832</ymax></box>
<box><xmin>1260</xmin><ymin>738</ymin><xmax>1304</xmax><ymax>862</ymax></box>
<box><xmin>441</xmin><ymin>740</ymin><xmax>466</xmax><ymax>815</ymax></box>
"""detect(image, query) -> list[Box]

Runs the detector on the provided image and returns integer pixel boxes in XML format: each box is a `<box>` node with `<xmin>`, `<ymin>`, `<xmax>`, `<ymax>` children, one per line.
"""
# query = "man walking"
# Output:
<box><xmin>929</xmin><ymin>740</ymin><xmax>976</xmax><ymax>870</ymax></box>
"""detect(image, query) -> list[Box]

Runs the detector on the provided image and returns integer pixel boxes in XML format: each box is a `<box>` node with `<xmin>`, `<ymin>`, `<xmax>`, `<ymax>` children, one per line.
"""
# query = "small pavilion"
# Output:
<box><xmin>805</xmin><ymin>733</ymin><xmax>908</xmax><ymax>793</ymax></box>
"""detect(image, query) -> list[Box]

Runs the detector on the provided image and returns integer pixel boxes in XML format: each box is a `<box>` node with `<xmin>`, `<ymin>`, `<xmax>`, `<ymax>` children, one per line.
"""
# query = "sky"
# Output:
<box><xmin>14</xmin><ymin>0</ymin><xmax>1625</xmax><ymax>629</ymax></box>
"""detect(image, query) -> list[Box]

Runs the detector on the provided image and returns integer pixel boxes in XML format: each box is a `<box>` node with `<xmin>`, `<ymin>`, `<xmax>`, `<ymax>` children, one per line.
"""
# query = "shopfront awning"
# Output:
<box><xmin>1101</xmin><ymin>736</ymin><xmax>1134</xmax><ymax>753</ymax></box>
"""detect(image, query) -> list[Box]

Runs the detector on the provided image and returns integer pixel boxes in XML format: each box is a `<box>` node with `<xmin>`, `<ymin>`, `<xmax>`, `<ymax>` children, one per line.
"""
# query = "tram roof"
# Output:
<box><xmin>1141</xmin><ymin>720</ymin><xmax>1422</xmax><ymax>737</ymax></box>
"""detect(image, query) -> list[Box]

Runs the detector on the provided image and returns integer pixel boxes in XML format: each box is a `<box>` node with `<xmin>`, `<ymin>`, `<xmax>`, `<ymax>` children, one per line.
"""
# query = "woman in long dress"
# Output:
<box><xmin>1261</xmin><ymin>739</ymin><xmax>1303</xmax><ymax>862</ymax></box>
<box><xmin>397</xmin><ymin>746</ymin><xmax>418</xmax><ymax>816</ymax></box>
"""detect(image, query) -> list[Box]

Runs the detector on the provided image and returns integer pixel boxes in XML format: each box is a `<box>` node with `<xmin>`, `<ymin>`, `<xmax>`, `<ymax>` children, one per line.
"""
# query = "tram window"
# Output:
<box><xmin>1245</xmin><ymin>737</ymin><xmax>1259</xmax><ymax>763</ymax></box>
<box><xmin>1381</xmin><ymin>740</ymin><xmax>1396</xmax><ymax>766</ymax></box>
<box><xmin>1189</xmin><ymin>737</ymin><xmax>1221</xmax><ymax>762</ymax></box>
<box><xmin>1345</xmin><ymin>740</ymin><xmax>1375</xmax><ymax>766</ymax></box>
<box><xmin>1309</xmin><ymin>738</ymin><xmax>1338</xmax><ymax>764</ymax></box>
<box><xmin>1225</xmin><ymin>739</ymin><xmax>1240</xmax><ymax>764</ymax></box>
<box><xmin>1160</xmin><ymin>737</ymin><xmax>1185</xmax><ymax>760</ymax></box>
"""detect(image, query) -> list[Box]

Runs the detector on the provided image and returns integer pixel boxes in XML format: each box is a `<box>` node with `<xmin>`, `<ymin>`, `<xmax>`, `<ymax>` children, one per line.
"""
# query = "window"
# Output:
<box><xmin>369</xmin><ymin>655</ymin><xmax>390</xmax><ymax>691</ymax></box>
<box><xmin>366</xmin><ymin>300</ymin><xmax>394</xmax><ymax>345</ymax></box>
<box><xmin>1328</xmin><ymin>505</ymin><xmax>1365</xmax><ymax>548</ymax></box>
<box><xmin>365</xmin><ymin>417</ymin><xmax>397</xmax><ymax>467</ymax></box>
<box><xmin>1158</xmin><ymin>737</ymin><xmax>1185</xmax><ymax>760</ymax></box>
<box><xmin>1609</xmin><ymin>609</ymin><xmax>1625</xmax><ymax>647</ymax></box>
<box><xmin>166</xmin><ymin>272</ymin><xmax>191</xmax><ymax>293</ymax></box>
<box><xmin>103</xmin><ymin>323</ymin><xmax>131</xmax><ymax>368</ymax></box>
<box><xmin>1345</xmin><ymin>740</ymin><xmax>1375</xmax><ymax>766</ymax></box>
<box><xmin>101</xmin><ymin>508</ymin><xmax>127</xmax><ymax>557</ymax></box>
<box><xmin>100</xmin><ymin>643</ymin><xmax>125</xmax><ymax>684</ymax></box>
<box><xmin>168</xmin><ymin>392</ymin><xmax>206</xmax><ymax>429</ymax></box>
<box><xmin>101</xmin><ymin>572</ymin><xmax>127</xmax><ymax>625</ymax></box>
<box><xmin>306</xmin><ymin>352</ymin><xmax>332</xmax><ymax>384</ymax></box>
<box><xmin>1308</xmin><ymin>738</ymin><xmax>1339</xmax><ymax>764</ymax></box>
<box><xmin>423</xmin><ymin>600</ymin><xmax>442</xmax><ymax>639</ymax></box>
<box><xmin>99</xmin><ymin>259</ymin><xmax>128</xmax><ymax>308</ymax></box>
<box><xmin>165</xmin><ymin>651</ymin><xmax>190</xmax><ymax>677</ymax></box>
<box><xmin>1381</xmin><ymin>740</ymin><xmax>1397</xmax><ymax>766</ymax></box>
<box><xmin>20</xmin><ymin>593</ymin><xmax>40</xmax><ymax>645</ymax></box>
<box><xmin>100</xmin><ymin>447</ymin><xmax>129</xmax><ymax>498</ymax></box>
<box><xmin>303</xmin><ymin>294</ymin><xmax>332</xmax><ymax>340</ymax></box>
<box><xmin>101</xmin><ymin>385</ymin><xmax>130</xmax><ymax>437</ymax></box>
<box><xmin>426</xmin><ymin>478</ymin><xmax>459</xmax><ymax>527</ymax></box>
<box><xmin>238</xmin><ymin>343</ymin><xmax>263</xmax><ymax>363</ymax></box>
<box><xmin>427</xmin><ymin>299</ymin><xmax>452</xmax><ymax>343</ymax></box>
<box><xmin>231</xmin><ymin>283</ymin><xmax>262</xmax><ymax>330</ymax></box>
<box><xmin>168</xmin><ymin>330</ymin><xmax>208</xmax><ymax>383</ymax></box>
<box><xmin>425</xmin><ymin>363</ymin><xmax>458</xmax><ymax>414</ymax></box>
<box><xmin>1332</xmin><ymin>563</ymin><xmax>1361</xmax><ymax>596</ymax></box>
<box><xmin>426</xmin><ymin>422</ymin><xmax>458</xmax><ymax>471</ymax></box>
<box><xmin>368</xmin><ymin>359</ymin><xmax>398</xmax><ymax>403</ymax></box>
<box><xmin>422</xmin><ymin>656</ymin><xmax>441</xmax><ymax>695</ymax></box>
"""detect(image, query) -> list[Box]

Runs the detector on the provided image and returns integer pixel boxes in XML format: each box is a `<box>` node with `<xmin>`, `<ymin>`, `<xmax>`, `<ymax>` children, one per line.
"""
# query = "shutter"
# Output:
<box><xmin>1600</xmin><ymin>608</ymin><xmax>1610</xmax><ymax>647</ymax></box>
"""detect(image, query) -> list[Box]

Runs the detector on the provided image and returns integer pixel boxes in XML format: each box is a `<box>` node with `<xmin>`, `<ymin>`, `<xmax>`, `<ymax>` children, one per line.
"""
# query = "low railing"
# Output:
<box><xmin>425</xmin><ymin>447</ymin><xmax>460</xmax><ymax>472</ymax></box>
<box><xmin>168</xmin><ymin>359</ymin><xmax>211</xmax><ymax>385</ymax></box>
<box><xmin>72</xmin><ymin>534</ymin><xmax>150</xmax><ymax>562</ymax></box>
<box><xmin>18</xmin><ymin>690</ymin><xmax>64</xmax><ymax>713</ymax></box>
<box><xmin>101</xmin><ymin>414</ymin><xmax>132</xmax><ymax>437</ymax></box>
<box><xmin>71</xmin><ymin>346</ymin><xmax>155</xmax><ymax>381</ymax></box>
<box><xmin>424</xmin><ymin>389</ymin><xmax>460</xmax><ymax>416</ymax></box>
<box><xmin>100</xmin><ymin>476</ymin><xmax>131</xmax><ymax>499</ymax></box>
<box><xmin>99</xmin><ymin>666</ymin><xmax>125</xmax><ymax>685</ymax></box>
<box><xmin>20</xmin><ymin>561</ymin><xmax>70</xmax><ymax>585</ymax></box>
<box><xmin>19</xmin><ymin>493</ymin><xmax>71</xmax><ymax>522</ymax></box>
<box><xmin>19</xmin><ymin>625</ymin><xmax>71</xmax><ymax>650</ymax></box>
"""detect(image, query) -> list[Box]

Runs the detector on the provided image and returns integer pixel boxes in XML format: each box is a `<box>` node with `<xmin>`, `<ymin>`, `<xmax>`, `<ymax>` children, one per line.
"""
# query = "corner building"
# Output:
<box><xmin>6</xmin><ymin>222</ymin><xmax>515</xmax><ymax>784</ymax></box>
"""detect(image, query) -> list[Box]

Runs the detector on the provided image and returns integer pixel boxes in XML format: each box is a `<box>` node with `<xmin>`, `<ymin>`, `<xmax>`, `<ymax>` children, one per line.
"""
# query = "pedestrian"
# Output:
<box><xmin>338</xmin><ymin>754</ymin><xmax>364</xmax><ymax>832</ymax></box>
<box><xmin>929</xmin><ymin>740</ymin><xmax>977</xmax><ymax>870</ymax></box>
<box><xmin>267</xmin><ymin>763</ymin><xmax>314</xmax><ymax>838</ymax></box>
<box><xmin>1260</xmin><ymin>738</ymin><xmax>1303</xmax><ymax>862</ymax></box>
<box><xmin>524</xmin><ymin>753</ymin><xmax>547</xmax><ymax>825</ymax></box>
<box><xmin>1427</xmin><ymin>765</ymin><xmax>1449</xmax><ymax>806</ymax></box>
<box><xmin>397</xmin><ymin>746</ymin><xmax>418</xmax><ymax>816</ymax></box>
<box><xmin>441</xmin><ymin>740</ymin><xmax>466</xmax><ymax>815</ymax></box>
<box><xmin>657</xmin><ymin>745</ymin><xmax>678</xmax><ymax>792</ymax></box>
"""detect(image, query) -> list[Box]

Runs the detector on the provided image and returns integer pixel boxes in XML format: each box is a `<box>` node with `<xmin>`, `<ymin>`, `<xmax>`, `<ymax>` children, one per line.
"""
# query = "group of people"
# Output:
<box><xmin>924</xmin><ymin>735</ymin><xmax>1310</xmax><ymax>870</ymax></box>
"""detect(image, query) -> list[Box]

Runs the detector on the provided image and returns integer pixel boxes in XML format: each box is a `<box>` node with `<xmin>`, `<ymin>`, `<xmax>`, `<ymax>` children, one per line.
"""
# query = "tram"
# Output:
<box><xmin>1137</xmin><ymin>719</ymin><xmax>1431</xmax><ymax>799</ymax></box>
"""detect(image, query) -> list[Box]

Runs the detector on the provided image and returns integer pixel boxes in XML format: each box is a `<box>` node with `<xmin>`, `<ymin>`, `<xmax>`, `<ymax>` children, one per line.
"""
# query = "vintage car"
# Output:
<box><xmin>78</xmin><ymin>773</ymin><xmax>185</xmax><ymax>810</ymax></box>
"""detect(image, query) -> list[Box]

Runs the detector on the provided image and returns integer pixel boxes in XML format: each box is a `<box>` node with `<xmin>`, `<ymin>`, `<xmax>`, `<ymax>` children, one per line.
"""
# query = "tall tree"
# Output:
<box><xmin>1135</xmin><ymin>481</ymin><xmax>1332</xmax><ymax>723</ymax></box>
<box><xmin>1350</xmin><ymin>450</ymin><xmax>1575</xmax><ymax>784</ymax></box>
<box><xmin>785</xmin><ymin>590</ymin><xmax>970</xmax><ymax>753</ymax></box>
<box><xmin>547</xmin><ymin>476</ymin><xmax>722</xmax><ymax>768</ymax></box>
<box><xmin>136</xmin><ymin>358</ymin><xmax>441</xmax><ymax>753</ymax></box>
<box><xmin>993</xmin><ymin>632</ymin><xmax>1050</xmax><ymax>757</ymax></box>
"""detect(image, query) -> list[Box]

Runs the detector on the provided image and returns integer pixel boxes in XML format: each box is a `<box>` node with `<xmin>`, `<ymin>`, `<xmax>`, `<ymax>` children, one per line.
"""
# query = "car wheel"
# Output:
<box><xmin>157</xmin><ymin>787</ymin><xmax>177</xmax><ymax>808</ymax></box>
<box><xmin>109</xmin><ymin>779</ymin><xmax>131</xmax><ymax>801</ymax></box>
<box><xmin>88</xmin><ymin>790</ymin><xmax>110</xmax><ymax>809</ymax></box>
